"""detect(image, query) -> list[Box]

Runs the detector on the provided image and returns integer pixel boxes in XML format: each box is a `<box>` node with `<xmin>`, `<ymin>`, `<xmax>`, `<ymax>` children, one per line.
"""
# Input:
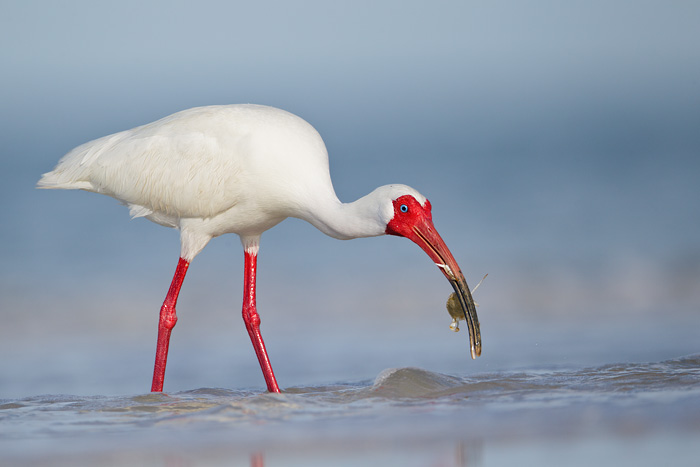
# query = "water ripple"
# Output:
<box><xmin>1</xmin><ymin>355</ymin><xmax>699</xmax><ymax>465</ymax></box>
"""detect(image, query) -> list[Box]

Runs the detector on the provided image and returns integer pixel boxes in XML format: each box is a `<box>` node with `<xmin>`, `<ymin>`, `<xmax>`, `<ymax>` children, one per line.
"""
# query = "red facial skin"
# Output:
<box><xmin>385</xmin><ymin>195</ymin><xmax>433</xmax><ymax>237</ymax></box>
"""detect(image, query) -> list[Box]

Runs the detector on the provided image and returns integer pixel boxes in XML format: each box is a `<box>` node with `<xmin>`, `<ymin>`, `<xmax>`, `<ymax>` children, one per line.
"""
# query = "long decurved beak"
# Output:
<box><xmin>412</xmin><ymin>220</ymin><xmax>482</xmax><ymax>359</ymax></box>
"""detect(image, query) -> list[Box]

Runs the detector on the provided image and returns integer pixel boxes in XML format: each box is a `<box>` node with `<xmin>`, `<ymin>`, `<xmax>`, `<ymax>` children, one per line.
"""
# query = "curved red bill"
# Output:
<box><xmin>386</xmin><ymin>195</ymin><xmax>482</xmax><ymax>359</ymax></box>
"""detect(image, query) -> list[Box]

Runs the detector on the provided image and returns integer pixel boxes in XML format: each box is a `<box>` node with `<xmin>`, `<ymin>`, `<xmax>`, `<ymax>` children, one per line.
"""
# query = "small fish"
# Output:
<box><xmin>446</xmin><ymin>292</ymin><xmax>462</xmax><ymax>332</ymax></box>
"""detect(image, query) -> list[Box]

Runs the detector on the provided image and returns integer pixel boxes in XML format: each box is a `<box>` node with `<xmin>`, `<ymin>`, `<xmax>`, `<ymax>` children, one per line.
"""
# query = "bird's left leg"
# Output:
<box><xmin>151</xmin><ymin>257</ymin><xmax>189</xmax><ymax>392</ymax></box>
<box><xmin>242</xmin><ymin>243</ymin><xmax>280</xmax><ymax>393</ymax></box>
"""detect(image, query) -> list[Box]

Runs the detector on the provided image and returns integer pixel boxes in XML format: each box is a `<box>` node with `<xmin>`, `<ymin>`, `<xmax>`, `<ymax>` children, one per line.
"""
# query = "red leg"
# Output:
<box><xmin>151</xmin><ymin>257</ymin><xmax>190</xmax><ymax>392</ymax></box>
<box><xmin>243</xmin><ymin>250</ymin><xmax>280</xmax><ymax>393</ymax></box>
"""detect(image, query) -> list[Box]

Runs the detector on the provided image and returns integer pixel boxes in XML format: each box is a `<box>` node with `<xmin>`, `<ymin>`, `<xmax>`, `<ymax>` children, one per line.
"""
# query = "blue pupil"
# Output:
<box><xmin>400</xmin><ymin>204</ymin><xmax>408</xmax><ymax>213</ymax></box>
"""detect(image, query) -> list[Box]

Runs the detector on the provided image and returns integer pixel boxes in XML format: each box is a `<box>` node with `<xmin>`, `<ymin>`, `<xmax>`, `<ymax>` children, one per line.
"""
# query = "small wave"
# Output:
<box><xmin>370</xmin><ymin>367</ymin><xmax>463</xmax><ymax>398</ymax></box>
<box><xmin>363</xmin><ymin>355</ymin><xmax>700</xmax><ymax>401</ymax></box>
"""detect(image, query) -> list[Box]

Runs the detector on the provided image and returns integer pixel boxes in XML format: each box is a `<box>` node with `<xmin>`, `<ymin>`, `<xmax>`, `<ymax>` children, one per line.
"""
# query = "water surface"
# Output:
<box><xmin>2</xmin><ymin>355</ymin><xmax>699</xmax><ymax>466</ymax></box>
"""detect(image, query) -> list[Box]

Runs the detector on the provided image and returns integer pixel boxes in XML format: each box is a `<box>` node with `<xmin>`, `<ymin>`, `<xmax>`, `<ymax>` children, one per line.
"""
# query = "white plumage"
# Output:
<box><xmin>38</xmin><ymin>104</ymin><xmax>480</xmax><ymax>393</ymax></box>
<box><xmin>39</xmin><ymin>104</ymin><xmax>422</xmax><ymax>259</ymax></box>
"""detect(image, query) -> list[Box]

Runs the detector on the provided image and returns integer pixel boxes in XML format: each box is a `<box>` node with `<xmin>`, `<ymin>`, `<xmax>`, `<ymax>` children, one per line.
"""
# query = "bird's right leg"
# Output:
<box><xmin>241</xmin><ymin>242</ymin><xmax>281</xmax><ymax>393</ymax></box>
<box><xmin>151</xmin><ymin>257</ymin><xmax>190</xmax><ymax>392</ymax></box>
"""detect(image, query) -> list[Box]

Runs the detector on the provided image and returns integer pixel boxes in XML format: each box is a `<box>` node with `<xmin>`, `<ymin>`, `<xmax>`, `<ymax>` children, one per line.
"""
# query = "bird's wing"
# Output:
<box><xmin>40</xmin><ymin>123</ymin><xmax>244</xmax><ymax>219</ymax></box>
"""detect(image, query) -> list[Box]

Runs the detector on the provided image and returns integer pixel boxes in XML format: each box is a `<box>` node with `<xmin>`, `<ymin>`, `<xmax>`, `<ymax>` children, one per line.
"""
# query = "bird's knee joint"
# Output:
<box><xmin>243</xmin><ymin>308</ymin><xmax>261</xmax><ymax>328</ymax></box>
<box><xmin>160</xmin><ymin>306</ymin><xmax>178</xmax><ymax>330</ymax></box>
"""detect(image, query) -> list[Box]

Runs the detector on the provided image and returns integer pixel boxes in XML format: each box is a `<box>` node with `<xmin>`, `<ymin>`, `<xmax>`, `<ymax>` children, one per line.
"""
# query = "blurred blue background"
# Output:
<box><xmin>1</xmin><ymin>0</ymin><xmax>699</xmax><ymax>397</ymax></box>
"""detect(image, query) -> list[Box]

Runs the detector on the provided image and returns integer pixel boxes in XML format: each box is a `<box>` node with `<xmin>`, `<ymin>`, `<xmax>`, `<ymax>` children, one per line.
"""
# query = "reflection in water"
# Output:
<box><xmin>250</xmin><ymin>452</ymin><xmax>264</xmax><ymax>467</ymax></box>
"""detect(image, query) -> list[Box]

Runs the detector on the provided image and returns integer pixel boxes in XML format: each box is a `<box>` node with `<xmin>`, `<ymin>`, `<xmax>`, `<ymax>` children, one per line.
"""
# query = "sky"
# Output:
<box><xmin>1</xmin><ymin>1</ymin><xmax>699</xmax><ymax>390</ymax></box>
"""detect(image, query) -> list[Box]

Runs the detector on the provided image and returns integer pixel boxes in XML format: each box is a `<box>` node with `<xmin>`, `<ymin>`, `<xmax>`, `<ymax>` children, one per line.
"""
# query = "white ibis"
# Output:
<box><xmin>38</xmin><ymin>104</ymin><xmax>481</xmax><ymax>393</ymax></box>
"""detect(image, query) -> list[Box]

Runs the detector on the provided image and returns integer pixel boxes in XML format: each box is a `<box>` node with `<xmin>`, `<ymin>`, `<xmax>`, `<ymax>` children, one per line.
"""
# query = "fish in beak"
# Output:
<box><xmin>386</xmin><ymin>195</ymin><xmax>482</xmax><ymax>359</ymax></box>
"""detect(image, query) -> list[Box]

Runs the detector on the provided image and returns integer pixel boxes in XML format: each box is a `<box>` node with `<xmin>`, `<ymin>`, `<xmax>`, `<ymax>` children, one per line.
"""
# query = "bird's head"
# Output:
<box><xmin>384</xmin><ymin>188</ymin><xmax>482</xmax><ymax>359</ymax></box>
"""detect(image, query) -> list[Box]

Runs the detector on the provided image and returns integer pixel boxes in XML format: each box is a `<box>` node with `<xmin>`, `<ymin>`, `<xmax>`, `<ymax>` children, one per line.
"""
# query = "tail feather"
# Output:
<box><xmin>36</xmin><ymin>132</ymin><xmax>124</xmax><ymax>191</ymax></box>
<box><xmin>36</xmin><ymin>171</ymin><xmax>93</xmax><ymax>190</ymax></box>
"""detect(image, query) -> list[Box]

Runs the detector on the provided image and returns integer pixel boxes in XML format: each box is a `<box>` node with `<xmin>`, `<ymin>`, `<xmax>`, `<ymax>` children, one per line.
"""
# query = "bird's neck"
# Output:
<box><xmin>299</xmin><ymin>191</ymin><xmax>388</xmax><ymax>240</ymax></box>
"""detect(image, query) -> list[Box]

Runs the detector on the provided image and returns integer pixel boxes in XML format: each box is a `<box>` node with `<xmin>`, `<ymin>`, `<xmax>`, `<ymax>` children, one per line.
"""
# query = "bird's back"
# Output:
<box><xmin>38</xmin><ymin>105</ymin><xmax>336</xmax><ymax>223</ymax></box>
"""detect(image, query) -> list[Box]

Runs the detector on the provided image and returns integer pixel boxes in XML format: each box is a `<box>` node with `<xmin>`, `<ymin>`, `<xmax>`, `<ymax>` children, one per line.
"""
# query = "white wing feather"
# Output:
<box><xmin>39</xmin><ymin>107</ymin><xmax>246</xmax><ymax>219</ymax></box>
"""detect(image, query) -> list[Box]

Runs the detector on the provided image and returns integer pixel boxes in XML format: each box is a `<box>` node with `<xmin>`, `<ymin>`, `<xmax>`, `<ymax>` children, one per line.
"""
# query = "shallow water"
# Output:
<box><xmin>2</xmin><ymin>355</ymin><xmax>699</xmax><ymax>466</ymax></box>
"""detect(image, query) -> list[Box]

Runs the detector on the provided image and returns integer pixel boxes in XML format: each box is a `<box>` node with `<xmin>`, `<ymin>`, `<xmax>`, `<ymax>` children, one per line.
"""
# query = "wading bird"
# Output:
<box><xmin>38</xmin><ymin>104</ymin><xmax>481</xmax><ymax>393</ymax></box>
